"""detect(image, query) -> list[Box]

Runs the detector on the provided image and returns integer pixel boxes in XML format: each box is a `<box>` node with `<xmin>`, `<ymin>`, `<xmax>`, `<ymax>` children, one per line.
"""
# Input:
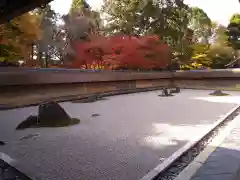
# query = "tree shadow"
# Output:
<box><xmin>158</xmin><ymin>94</ymin><xmax>175</xmax><ymax>97</ymax></box>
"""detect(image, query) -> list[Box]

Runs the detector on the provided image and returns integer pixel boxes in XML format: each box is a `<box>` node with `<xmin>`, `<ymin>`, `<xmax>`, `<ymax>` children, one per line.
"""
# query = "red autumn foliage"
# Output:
<box><xmin>69</xmin><ymin>35</ymin><xmax>170</xmax><ymax>70</ymax></box>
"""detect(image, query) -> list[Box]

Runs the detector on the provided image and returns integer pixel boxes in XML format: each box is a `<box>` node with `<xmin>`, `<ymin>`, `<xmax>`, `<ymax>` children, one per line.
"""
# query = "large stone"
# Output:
<box><xmin>16</xmin><ymin>102</ymin><xmax>80</xmax><ymax>130</ymax></box>
<box><xmin>38</xmin><ymin>102</ymin><xmax>72</xmax><ymax>127</ymax></box>
<box><xmin>16</xmin><ymin>115</ymin><xmax>38</xmax><ymax>130</ymax></box>
<box><xmin>210</xmin><ymin>90</ymin><xmax>229</xmax><ymax>96</ymax></box>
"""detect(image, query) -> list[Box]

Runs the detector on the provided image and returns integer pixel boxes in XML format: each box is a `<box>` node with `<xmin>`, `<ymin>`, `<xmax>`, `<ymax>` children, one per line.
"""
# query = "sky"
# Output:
<box><xmin>50</xmin><ymin>0</ymin><xmax>240</xmax><ymax>26</ymax></box>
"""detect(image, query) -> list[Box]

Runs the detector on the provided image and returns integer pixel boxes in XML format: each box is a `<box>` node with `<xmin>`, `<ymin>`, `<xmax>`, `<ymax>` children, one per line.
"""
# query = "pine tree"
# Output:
<box><xmin>102</xmin><ymin>0</ymin><xmax>190</xmax><ymax>39</ymax></box>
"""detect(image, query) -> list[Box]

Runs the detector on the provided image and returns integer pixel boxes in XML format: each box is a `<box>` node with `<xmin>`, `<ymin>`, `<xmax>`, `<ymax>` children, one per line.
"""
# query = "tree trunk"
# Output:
<box><xmin>38</xmin><ymin>52</ymin><xmax>43</xmax><ymax>68</ymax></box>
<box><xmin>45</xmin><ymin>52</ymin><xmax>49</xmax><ymax>68</ymax></box>
<box><xmin>31</xmin><ymin>43</ymin><xmax>34</xmax><ymax>60</ymax></box>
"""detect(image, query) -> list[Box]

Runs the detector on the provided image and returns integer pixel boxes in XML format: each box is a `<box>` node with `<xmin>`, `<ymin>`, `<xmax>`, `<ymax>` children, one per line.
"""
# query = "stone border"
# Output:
<box><xmin>140</xmin><ymin>105</ymin><xmax>240</xmax><ymax>180</ymax></box>
<box><xmin>0</xmin><ymin>68</ymin><xmax>239</xmax><ymax>86</ymax></box>
<box><xmin>0</xmin><ymin>86</ymin><xmax>163</xmax><ymax>110</ymax></box>
<box><xmin>174</xmin><ymin>112</ymin><xmax>240</xmax><ymax>180</ymax></box>
<box><xmin>0</xmin><ymin>152</ymin><xmax>32</xmax><ymax>179</ymax></box>
<box><xmin>0</xmin><ymin>86</ymin><xmax>239</xmax><ymax>110</ymax></box>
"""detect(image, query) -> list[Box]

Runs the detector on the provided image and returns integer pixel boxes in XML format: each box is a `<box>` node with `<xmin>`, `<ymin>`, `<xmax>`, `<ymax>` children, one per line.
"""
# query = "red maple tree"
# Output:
<box><xmin>69</xmin><ymin>35</ymin><xmax>170</xmax><ymax>70</ymax></box>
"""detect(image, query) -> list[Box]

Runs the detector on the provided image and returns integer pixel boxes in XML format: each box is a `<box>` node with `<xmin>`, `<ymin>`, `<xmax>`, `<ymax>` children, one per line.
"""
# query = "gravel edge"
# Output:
<box><xmin>140</xmin><ymin>105</ymin><xmax>240</xmax><ymax>180</ymax></box>
<box><xmin>174</xmin><ymin>112</ymin><xmax>240</xmax><ymax>180</ymax></box>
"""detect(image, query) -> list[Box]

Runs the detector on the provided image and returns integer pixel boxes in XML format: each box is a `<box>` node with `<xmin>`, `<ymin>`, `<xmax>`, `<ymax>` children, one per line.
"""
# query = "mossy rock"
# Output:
<box><xmin>16</xmin><ymin>102</ymin><xmax>80</xmax><ymax>130</ymax></box>
<box><xmin>159</xmin><ymin>88</ymin><xmax>174</xmax><ymax>97</ymax></box>
<box><xmin>16</xmin><ymin>115</ymin><xmax>38</xmax><ymax>130</ymax></box>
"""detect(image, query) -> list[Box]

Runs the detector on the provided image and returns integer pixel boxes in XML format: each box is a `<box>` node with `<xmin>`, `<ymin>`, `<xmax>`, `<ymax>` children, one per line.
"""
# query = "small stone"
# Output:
<box><xmin>92</xmin><ymin>114</ymin><xmax>101</xmax><ymax>117</ymax></box>
<box><xmin>168</xmin><ymin>167</ymin><xmax>179</xmax><ymax>174</ymax></box>
<box><xmin>159</xmin><ymin>88</ymin><xmax>173</xmax><ymax>97</ymax></box>
<box><xmin>181</xmin><ymin>154</ymin><xmax>193</xmax><ymax>162</ymax></box>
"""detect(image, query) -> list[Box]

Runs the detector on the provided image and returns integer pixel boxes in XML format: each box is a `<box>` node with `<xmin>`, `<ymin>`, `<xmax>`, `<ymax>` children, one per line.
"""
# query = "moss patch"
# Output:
<box><xmin>16</xmin><ymin>102</ymin><xmax>80</xmax><ymax>130</ymax></box>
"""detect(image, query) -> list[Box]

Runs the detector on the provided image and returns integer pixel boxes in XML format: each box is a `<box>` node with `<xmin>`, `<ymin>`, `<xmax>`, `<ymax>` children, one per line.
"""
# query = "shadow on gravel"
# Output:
<box><xmin>71</xmin><ymin>96</ymin><xmax>108</xmax><ymax>103</ymax></box>
<box><xmin>158</xmin><ymin>94</ymin><xmax>175</xmax><ymax>97</ymax></box>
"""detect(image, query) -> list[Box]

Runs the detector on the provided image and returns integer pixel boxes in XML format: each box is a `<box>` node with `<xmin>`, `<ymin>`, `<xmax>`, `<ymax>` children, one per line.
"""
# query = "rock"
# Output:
<box><xmin>16</xmin><ymin>102</ymin><xmax>80</xmax><ymax>130</ymax></box>
<box><xmin>86</xmin><ymin>95</ymin><xmax>99</xmax><ymax>103</ymax></box>
<box><xmin>210</xmin><ymin>90</ymin><xmax>229</xmax><ymax>96</ymax></box>
<box><xmin>170</xmin><ymin>87</ymin><xmax>180</xmax><ymax>93</ymax></box>
<box><xmin>163</xmin><ymin>88</ymin><xmax>169</xmax><ymax>96</ymax></box>
<box><xmin>16</xmin><ymin>115</ymin><xmax>38</xmax><ymax>130</ymax></box>
<box><xmin>92</xmin><ymin>113</ymin><xmax>101</xmax><ymax>117</ymax></box>
<box><xmin>38</xmin><ymin>102</ymin><xmax>73</xmax><ymax>127</ymax></box>
<box><xmin>213</xmin><ymin>90</ymin><xmax>222</xmax><ymax>94</ymax></box>
<box><xmin>159</xmin><ymin>88</ymin><xmax>173</xmax><ymax>97</ymax></box>
<box><xmin>168</xmin><ymin>167</ymin><xmax>180</xmax><ymax>174</ymax></box>
<box><xmin>0</xmin><ymin>141</ymin><xmax>5</xmax><ymax>146</ymax></box>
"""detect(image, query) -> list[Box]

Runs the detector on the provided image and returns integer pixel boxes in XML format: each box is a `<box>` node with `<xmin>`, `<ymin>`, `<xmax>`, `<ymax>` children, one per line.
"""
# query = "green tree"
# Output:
<box><xmin>227</xmin><ymin>13</ymin><xmax>240</xmax><ymax>50</ymax></box>
<box><xmin>211</xmin><ymin>23</ymin><xmax>228</xmax><ymax>45</ymax></box>
<box><xmin>70</xmin><ymin>0</ymin><xmax>90</xmax><ymax>14</ymax></box>
<box><xmin>102</xmin><ymin>0</ymin><xmax>191</xmax><ymax>66</ymax></box>
<box><xmin>36</xmin><ymin>4</ymin><xmax>58</xmax><ymax>67</ymax></box>
<box><xmin>208</xmin><ymin>45</ymin><xmax>234</xmax><ymax>69</ymax></box>
<box><xmin>186</xmin><ymin>24</ymin><xmax>234</xmax><ymax>70</ymax></box>
<box><xmin>102</xmin><ymin>0</ymin><xmax>142</xmax><ymax>35</ymax></box>
<box><xmin>102</xmin><ymin>0</ymin><xmax>189</xmax><ymax>40</ymax></box>
<box><xmin>226</xmin><ymin>14</ymin><xmax>240</xmax><ymax>67</ymax></box>
<box><xmin>188</xmin><ymin>7</ymin><xmax>212</xmax><ymax>44</ymax></box>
